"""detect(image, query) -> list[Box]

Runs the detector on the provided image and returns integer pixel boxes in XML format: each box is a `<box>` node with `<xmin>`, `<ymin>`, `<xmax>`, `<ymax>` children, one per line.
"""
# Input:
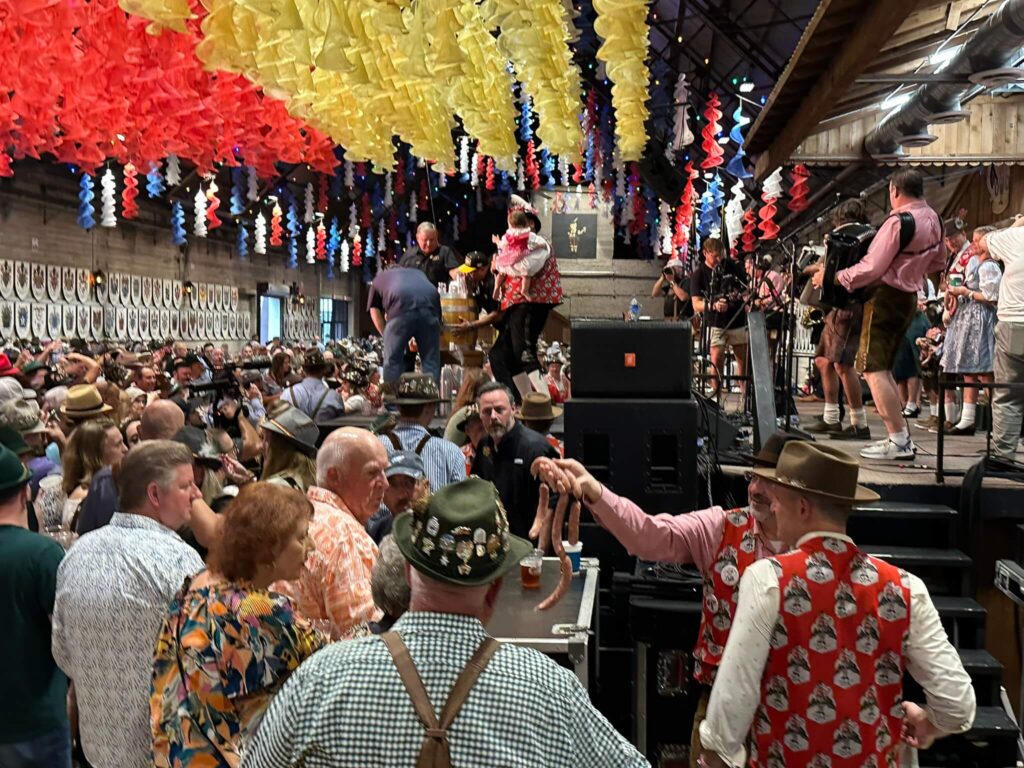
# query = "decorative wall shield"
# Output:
<box><xmin>198</xmin><ymin>282</ymin><xmax>208</xmax><ymax>310</ymax></box>
<box><xmin>186</xmin><ymin>309</ymin><xmax>197</xmax><ymax>338</ymax></box>
<box><xmin>213</xmin><ymin>312</ymin><xmax>222</xmax><ymax>338</ymax></box>
<box><xmin>126</xmin><ymin>307</ymin><xmax>139</xmax><ymax>340</ymax></box>
<box><xmin>62</xmin><ymin>267</ymin><xmax>76</xmax><ymax>303</ymax></box>
<box><xmin>243</xmin><ymin>312</ymin><xmax>251</xmax><ymax>337</ymax></box>
<box><xmin>48</xmin><ymin>305</ymin><xmax>63</xmax><ymax>338</ymax></box>
<box><xmin>159</xmin><ymin>309</ymin><xmax>170</xmax><ymax>338</ymax></box>
<box><xmin>0</xmin><ymin>261</ymin><xmax>13</xmax><ymax>300</ymax></box>
<box><xmin>130</xmin><ymin>275</ymin><xmax>142</xmax><ymax>306</ymax></box>
<box><xmin>62</xmin><ymin>304</ymin><xmax>76</xmax><ymax>336</ymax></box>
<box><xmin>77</xmin><ymin>306</ymin><xmax>89</xmax><ymax>337</ymax></box>
<box><xmin>197</xmin><ymin>310</ymin><xmax>206</xmax><ymax>338</ymax></box>
<box><xmin>172</xmin><ymin>280</ymin><xmax>182</xmax><ymax>307</ymax></box>
<box><xmin>31</xmin><ymin>304</ymin><xmax>46</xmax><ymax>338</ymax></box>
<box><xmin>150</xmin><ymin>308</ymin><xmax>160</xmax><ymax>340</ymax></box>
<box><xmin>163</xmin><ymin>279</ymin><xmax>173</xmax><ymax>307</ymax></box>
<box><xmin>228</xmin><ymin>313</ymin><xmax>237</xmax><ymax>338</ymax></box>
<box><xmin>115</xmin><ymin>307</ymin><xmax>126</xmax><ymax>339</ymax></box>
<box><xmin>229</xmin><ymin>287</ymin><xmax>239</xmax><ymax>311</ymax></box>
<box><xmin>170</xmin><ymin>310</ymin><xmax>180</xmax><ymax>337</ymax></box>
<box><xmin>217</xmin><ymin>285</ymin><xmax>226</xmax><ymax>310</ymax></box>
<box><xmin>0</xmin><ymin>303</ymin><xmax>12</xmax><ymax>338</ymax></box>
<box><xmin>153</xmin><ymin>278</ymin><xmax>164</xmax><ymax>308</ymax></box>
<box><xmin>46</xmin><ymin>266</ymin><xmax>61</xmax><ymax>302</ymax></box>
<box><xmin>104</xmin><ymin>306</ymin><xmax>115</xmax><ymax>337</ymax></box>
<box><xmin>188</xmin><ymin>283</ymin><xmax>198</xmax><ymax>309</ymax></box>
<box><xmin>19</xmin><ymin>263</ymin><xmax>34</xmax><ymax>301</ymax></box>
<box><xmin>76</xmin><ymin>268</ymin><xmax>91</xmax><ymax>304</ymax></box>
<box><xmin>107</xmin><ymin>273</ymin><xmax>120</xmax><ymax>306</ymax></box>
<box><xmin>91</xmin><ymin>307</ymin><xmax>104</xmax><ymax>340</ymax></box>
<box><xmin>142</xmin><ymin>276</ymin><xmax>153</xmax><ymax>306</ymax></box>
<box><xmin>94</xmin><ymin>273</ymin><xmax>107</xmax><ymax>304</ymax></box>
<box><xmin>221</xmin><ymin>312</ymin><xmax>230</xmax><ymax>339</ymax></box>
<box><xmin>138</xmin><ymin>307</ymin><xmax>150</xmax><ymax>340</ymax></box>
<box><xmin>16</xmin><ymin>303</ymin><xmax>31</xmax><ymax>338</ymax></box>
<box><xmin>120</xmin><ymin>273</ymin><xmax>131</xmax><ymax>305</ymax></box>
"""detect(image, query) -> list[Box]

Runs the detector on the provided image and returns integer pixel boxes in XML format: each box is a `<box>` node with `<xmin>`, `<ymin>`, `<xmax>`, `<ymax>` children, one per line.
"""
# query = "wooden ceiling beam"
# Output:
<box><xmin>751</xmin><ymin>0</ymin><xmax>918</xmax><ymax>181</ymax></box>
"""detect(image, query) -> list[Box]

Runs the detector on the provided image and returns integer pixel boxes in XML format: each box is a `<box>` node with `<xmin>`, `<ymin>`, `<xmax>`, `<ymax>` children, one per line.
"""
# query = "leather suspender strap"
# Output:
<box><xmin>414</xmin><ymin>433</ymin><xmax>432</xmax><ymax>455</ymax></box>
<box><xmin>385</xmin><ymin>431</ymin><xmax>402</xmax><ymax>451</ymax></box>
<box><xmin>309</xmin><ymin>386</ymin><xmax>331</xmax><ymax>420</ymax></box>
<box><xmin>380</xmin><ymin>632</ymin><xmax>500</xmax><ymax>768</ymax></box>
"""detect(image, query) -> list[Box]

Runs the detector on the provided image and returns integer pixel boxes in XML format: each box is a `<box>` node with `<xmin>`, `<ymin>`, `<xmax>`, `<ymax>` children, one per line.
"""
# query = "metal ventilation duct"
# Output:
<box><xmin>863</xmin><ymin>0</ymin><xmax>1024</xmax><ymax>158</ymax></box>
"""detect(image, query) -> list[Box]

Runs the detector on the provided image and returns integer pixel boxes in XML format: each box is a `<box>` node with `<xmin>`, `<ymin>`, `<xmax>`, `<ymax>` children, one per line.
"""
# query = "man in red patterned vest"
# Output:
<box><xmin>698</xmin><ymin>441</ymin><xmax>975</xmax><ymax>768</ymax></box>
<box><xmin>532</xmin><ymin>431</ymin><xmax>807</xmax><ymax>768</ymax></box>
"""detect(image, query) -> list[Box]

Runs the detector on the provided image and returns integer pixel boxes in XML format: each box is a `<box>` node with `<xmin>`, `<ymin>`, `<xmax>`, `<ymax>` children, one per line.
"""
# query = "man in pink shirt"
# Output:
<box><xmin>533</xmin><ymin>431</ymin><xmax>806</xmax><ymax>768</ymax></box>
<box><xmin>813</xmin><ymin>169</ymin><xmax>944</xmax><ymax>460</ymax></box>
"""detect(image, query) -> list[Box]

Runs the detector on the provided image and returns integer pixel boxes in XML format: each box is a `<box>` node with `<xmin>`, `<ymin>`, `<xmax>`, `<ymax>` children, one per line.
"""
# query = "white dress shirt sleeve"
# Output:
<box><xmin>699</xmin><ymin>558</ymin><xmax>779</xmax><ymax>768</ymax></box>
<box><xmin>901</xmin><ymin>573</ymin><xmax>977</xmax><ymax>735</ymax></box>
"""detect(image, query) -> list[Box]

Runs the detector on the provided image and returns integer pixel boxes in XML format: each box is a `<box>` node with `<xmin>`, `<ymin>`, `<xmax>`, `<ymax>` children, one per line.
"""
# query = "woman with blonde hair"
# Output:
<box><xmin>259</xmin><ymin>407</ymin><xmax>318</xmax><ymax>493</ymax></box>
<box><xmin>56</xmin><ymin>417</ymin><xmax>126</xmax><ymax>530</ymax></box>
<box><xmin>150</xmin><ymin>482</ymin><xmax>326</xmax><ymax>767</ymax></box>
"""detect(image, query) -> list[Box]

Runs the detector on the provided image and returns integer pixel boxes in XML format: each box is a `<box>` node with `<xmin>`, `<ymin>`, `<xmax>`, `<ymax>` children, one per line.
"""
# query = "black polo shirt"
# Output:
<box><xmin>470</xmin><ymin>272</ymin><xmax>500</xmax><ymax>316</ymax></box>
<box><xmin>471</xmin><ymin>421</ymin><xmax>559</xmax><ymax>539</ymax></box>
<box><xmin>398</xmin><ymin>245</ymin><xmax>462</xmax><ymax>287</ymax></box>
<box><xmin>690</xmin><ymin>258</ymin><xmax>748</xmax><ymax>330</ymax></box>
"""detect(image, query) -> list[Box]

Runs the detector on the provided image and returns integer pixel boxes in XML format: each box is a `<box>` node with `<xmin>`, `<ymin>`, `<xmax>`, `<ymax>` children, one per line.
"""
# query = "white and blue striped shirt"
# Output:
<box><xmin>378</xmin><ymin>423</ymin><xmax>465</xmax><ymax>492</ymax></box>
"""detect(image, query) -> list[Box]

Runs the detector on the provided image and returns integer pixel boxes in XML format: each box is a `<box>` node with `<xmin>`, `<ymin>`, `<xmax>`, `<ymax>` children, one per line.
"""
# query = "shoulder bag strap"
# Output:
<box><xmin>414</xmin><ymin>433</ymin><xmax>433</xmax><ymax>455</ymax></box>
<box><xmin>380</xmin><ymin>632</ymin><xmax>448</xmax><ymax>768</ymax></box>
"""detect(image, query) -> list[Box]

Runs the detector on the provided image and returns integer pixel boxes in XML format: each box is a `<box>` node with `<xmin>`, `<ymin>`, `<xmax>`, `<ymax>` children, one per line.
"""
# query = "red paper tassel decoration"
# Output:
<box><xmin>0</xmin><ymin>152</ymin><xmax>12</xmax><ymax>178</ymax></box>
<box><xmin>395</xmin><ymin>158</ymin><xmax>407</xmax><ymax>196</ymax></box>
<box><xmin>352</xmin><ymin>234</ymin><xmax>363</xmax><ymax>267</ymax></box>
<box><xmin>355</xmin><ymin>162</ymin><xmax>367</xmax><ymax>178</ymax></box>
<box><xmin>525</xmin><ymin>140</ymin><xmax>540</xmax><ymax>190</ymax></box>
<box><xmin>673</xmin><ymin>161</ymin><xmax>699</xmax><ymax>257</ymax></box>
<box><xmin>572</xmin><ymin>163</ymin><xmax>584</xmax><ymax>184</ymax></box>
<box><xmin>317</xmin><ymin>174</ymin><xmax>329</xmax><ymax>212</ymax></box>
<box><xmin>485</xmin><ymin>158</ymin><xmax>496</xmax><ymax>191</ymax></box>
<box><xmin>121</xmin><ymin>163</ymin><xmax>139</xmax><ymax>219</ymax></box>
<box><xmin>787</xmin><ymin>164</ymin><xmax>810</xmax><ymax>213</ymax></box>
<box><xmin>270</xmin><ymin>204</ymin><xmax>283</xmax><ymax>246</ymax></box>
<box><xmin>588</xmin><ymin>183</ymin><xmax>597</xmax><ymax>209</ymax></box>
<box><xmin>360</xmin><ymin>195</ymin><xmax>372</xmax><ymax>229</ymax></box>
<box><xmin>206</xmin><ymin>181</ymin><xmax>222</xmax><ymax>230</ymax></box>
<box><xmin>742</xmin><ymin>209</ymin><xmax>758</xmax><ymax>253</ymax></box>
<box><xmin>700</xmin><ymin>92</ymin><xmax>725</xmax><ymax>170</ymax></box>
<box><xmin>315</xmin><ymin>221</ymin><xmax>327</xmax><ymax>260</ymax></box>
<box><xmin>758</xmin><ymin>194</ymin><xmax>779</xmax><ymax>241</ymax></box>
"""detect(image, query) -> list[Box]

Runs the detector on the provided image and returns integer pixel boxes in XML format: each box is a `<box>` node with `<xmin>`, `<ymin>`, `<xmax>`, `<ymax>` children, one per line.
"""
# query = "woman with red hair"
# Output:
<box><xmin>150</xmin><ymin>483</ymin><xmax>326</xmax><ymax>767</ymax></box>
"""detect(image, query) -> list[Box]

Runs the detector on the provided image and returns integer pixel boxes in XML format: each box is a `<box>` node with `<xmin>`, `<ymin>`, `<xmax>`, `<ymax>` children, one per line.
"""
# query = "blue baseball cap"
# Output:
<box><xmin>386</xmin><ymin>450</ymin><xmax>425</xmax><ymax>480</ymax></box>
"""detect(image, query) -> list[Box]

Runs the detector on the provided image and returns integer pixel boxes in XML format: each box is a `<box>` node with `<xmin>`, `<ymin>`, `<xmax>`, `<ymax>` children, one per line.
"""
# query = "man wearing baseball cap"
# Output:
<box><xmin>244</xmin><ymin>477</ymin><xmax>649</xmax><ymax>768</ymax></box>
<box><xmin>366</xmin><ymin>450</ymin><xmax>427</xmax><ymax>544</ymax></box>
<box><xmin>652</xmin><ymin>257</ymin><xmax>691</xmax><ymax>321</ymax></box>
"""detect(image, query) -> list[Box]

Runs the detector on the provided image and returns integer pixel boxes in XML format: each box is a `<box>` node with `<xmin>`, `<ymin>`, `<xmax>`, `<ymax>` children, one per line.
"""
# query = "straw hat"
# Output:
<box><xmin>59</xmin><ymin>384</ymin><xmax>113</xmax><ymax>420</ymax></box>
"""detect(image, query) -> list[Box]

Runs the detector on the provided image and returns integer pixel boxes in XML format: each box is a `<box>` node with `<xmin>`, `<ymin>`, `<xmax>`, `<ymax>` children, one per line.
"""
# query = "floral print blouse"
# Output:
<box><xmin>150</xmin><ymin>573</ymin><xmax>327</xmax><ymax>767</ymax></box>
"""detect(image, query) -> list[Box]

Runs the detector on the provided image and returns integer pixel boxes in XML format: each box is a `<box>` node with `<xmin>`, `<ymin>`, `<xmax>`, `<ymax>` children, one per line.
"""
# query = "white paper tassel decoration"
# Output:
<box><xmin>725</xmin><ymin>180</ymin><xmax>746</xmax><ymax>249</ymax></box>
<box><xmin>339</xmin><ymin>240</ymin><xmax>350</xmax><ymax>273</ymax></box>
<box><xmin>470</xmin><ymin>152</ymin><xmax>480</xmax><ymax>188</ymax></box>
<box><xmin>438</xmin><ymin>170</ymin><xmax>447</xmax><ymax>190</ymax></box>
<box><xmin>516</xmin><ymin>159</ymin><xmax>525</xmax><ymax>191</ymax></box>
<box><xmin>303</xmin><ymin>183</ymin><xmax>314</xmax><ymax>223</ymax></box>
<box><xmin>305</xmin><ymin>226</ymin><xmax>315</xmax><ymax>263</ymax></box>
<box><xmin>343</xmin><ymin>160</ymin><xmax>354</xmax><ymax>189</ymax></box>
<box><xmin>671</xmin><ymin>73</ymin><xmax>695</xmax><ymax>152</ymax></box>
<box><xmin>558</xmin><ymin>155</ymin><xmax>570</xmax><ymax>185</ymax></box>
<box><xmin>762</xmin><ymin>168</ymin><xmax>784</xmax><ymax>200</ymax></box>
<box><xmin>614</xmin><ymin>151</ymin><xmax>627</xmax><ymax>198</ymax></box>
<box><xmin>193</xmin><ymin>188</ymin><xmax>208</xmax><ymax>237</ymax></box>
<box><xmin>409</xmin><ymin>192</ymin><xmax>418</xmax><ymax>224</ymax></box>
<box><xmin>166</xmin><ymin>154</ymin><xmax>181</xmax><ymax>186</ymax></box>
<box><xmin>100</xmin><ymin>168</ymin><xmax>117</xmax><ymax>227</ymax></box>
<box><xmin>459</xmin><ymin>138</ymin><xmax>470</xmax><ymax>176</ymax></box>
<box><xmin>246</xmin><ymin>166</ymin><xmax>259</xmax><ymax>201</ymax></box>
<box><xmin>659</xmin><ymin>201</ymin><xmax>673</xmax><ymax>254</ymax></box>
<box><xmin>254</xmin><ymin>211</ymin><xmax>267</xmax><ymax>255</ymax></box>
<box><xmin>383</xmin><ymin>174</ymin><xmax>393</xmax><ymax>207</ymax></box>
<box><xmin>378</xmin><ymin>219</ymin><xmax>387</xmax><ymax>253</ymax></box>
<box><xmin>348</xmin><ymin>203</ymin><xmax>359</xmax><ymax>239</ymax></box>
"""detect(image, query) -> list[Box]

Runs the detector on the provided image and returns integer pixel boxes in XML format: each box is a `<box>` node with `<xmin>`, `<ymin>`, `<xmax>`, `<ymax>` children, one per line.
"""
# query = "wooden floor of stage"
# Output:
<box><xmin>717</xmin><ymin>394</ymin><xmax>1024</xmax><ymax>495</ymax></box>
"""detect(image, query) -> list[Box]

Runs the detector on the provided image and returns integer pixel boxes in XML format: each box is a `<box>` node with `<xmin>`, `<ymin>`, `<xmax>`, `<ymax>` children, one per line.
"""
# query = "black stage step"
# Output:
<box><xmin>919</xmin><ymin>706</ymin><xmax>1019</xmax><ymax>767</ymax></box>
<box><xmin>850</xmin><ymin>504</ymin><xmax>959</xmax><ymax>549</ymax></box>
<box><xmin>904</xmin><ymin>649</ymin><xmax>1003</xmax><ymax>708</ymax></box>
<box><xmin>863</xmin><ymin>546</ymin><xmax>972</xmax><ymax>595</ymax></box>
<box><xmin>932</xmin><ymin>596</ymin><xmax>987</xmax><ymax>648</ymax></box>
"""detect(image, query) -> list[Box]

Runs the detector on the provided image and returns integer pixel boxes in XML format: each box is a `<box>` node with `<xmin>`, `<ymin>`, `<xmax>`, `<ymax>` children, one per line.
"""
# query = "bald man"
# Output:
<box><xmin>398</xmin><ymin>222</ymin><xmax>462</xmax><ymax>287</ymax></box>
<box><xmin>139</xmin><ymin>400</ymin><xmax>185</xmax><ymax>442</ymax></box>
<box><xmin>274</xmin><ymin>427</ymin><xmax>386</xmax><ymax>638</ymax></box>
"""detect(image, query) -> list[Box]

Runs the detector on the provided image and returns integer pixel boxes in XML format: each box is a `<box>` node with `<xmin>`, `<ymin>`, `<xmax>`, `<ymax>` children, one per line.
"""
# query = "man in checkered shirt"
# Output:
<box><xmin>243</xmin><ymin>477</ymin><xmax>649</xmax><ymax>768</ymax></box>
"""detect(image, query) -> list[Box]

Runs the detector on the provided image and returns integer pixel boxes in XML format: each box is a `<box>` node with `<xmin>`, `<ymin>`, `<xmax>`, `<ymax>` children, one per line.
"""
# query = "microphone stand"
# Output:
<box><xmin>779</xmin><ymin>238</ymin><xmax>800</xmax><ymax>432</ymax></box>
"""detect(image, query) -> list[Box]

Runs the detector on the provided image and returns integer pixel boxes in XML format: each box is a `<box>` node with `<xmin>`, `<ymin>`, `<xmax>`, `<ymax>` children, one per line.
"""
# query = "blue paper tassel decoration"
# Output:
<box><xmin>520</xmin><ymin>97</ymin><xmax>533</xmax><ymax>142</ymax></box>
<box><xmin>726</xmin><ymin>102</ymin><xmax>753</xmax><ymax>179</ymax></box>
<box><xmin>77</xmin><ymin>174</ymin><xmax>95</xmax><ymax>230</ymax></box>
<box><xmin>287</xmin><ymin>202</ymin><xmax>300</xmax><ymax>268</ymax></box>
<box><xmin>237</xmin><ymin>222</ymin><xmax>249</xmax><ymax>259</ymax></box>
<box><xmin>145</xmin><ymin>162</ymin><xmax>164</xmax><ymax>198</ymax></box>
<box><xmin>170</xmin><ymin>202</ymin><xmax>186</xmax><ymax>246</ymax></box>
<box><xmin>541</xmin><ymin>149</ymin><xmax>555</xmax><ymax>189</ymax></box>
<box><xmin>230</xmin><ymin>168</ymin><xmax>245</xmax><ymax>215</ymax></box>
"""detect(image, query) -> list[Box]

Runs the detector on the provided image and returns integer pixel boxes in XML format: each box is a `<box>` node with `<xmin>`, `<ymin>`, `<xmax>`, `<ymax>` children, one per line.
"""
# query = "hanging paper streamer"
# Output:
<box><xmin>317</xmin><ymin>175</ymin><xmax>329</xmax><ymax>213</ymax></box>
<box><xmin>365</xmin><ymin>228</ymin><xmax>376</xmax><ymax>271</ymax></box>
<box><xmin>673</xmin><ymin>161</ymin><xmax>698</xmax><ymax>258</ymax></box>
<box><xmin>77</xmin><ymin>173</ymin><xmax>96</xmax><ymax>230</ymax></box>
<box><xmin>339</xmin><ymin>240</ymin><xmax>350</xmax><ymax>274</ymax></box>
<box><xmin>348</xmin><ymin>203</ymin><xmax>359</xmax><ymax>240</ymax></box>
<box><xmin>395</xmin><ymin>157</ymin><xmax>407</xmax><ymax>196</ymax></box>
<box><xmin>287</xmin><ymin>231</ymin><xmax>298</xmax><ymax>269</ymax></box>
<box><xmin>698</xmin><ymin>183</ymin><xmax>721</xmax><ymax>238</ymax></box>
<box><xmin>254</xmin><ymin>211</ymin><xmax>267</xmax><ymax>255</ymax></box>
<box><xmin>377</xmin><ymin>219</ymin><xmax>387</xmax><ymax>255</ymax></box>
<box><xmin>524</xmin><ymin>141</ymin><xmax>541</xmax><ymax>190</ymax></box>
<box><xmin>726</xmin><ymin>101</ymin><xmax>753</xmax><ymax>179</ymax></box>
<box><xmin>121</xmin><ymin>163</ymin><xmax>139</xmax><ymax>220</ymax></box>
<box><xmin>520</xmin><ymin>97</ymin><xmax>533</xmax><ymax>142</ymax></box>
<box><xmin>237</xmin><ymin>222</ymin><xmax>249</xmax><ymax>259</ymax></box>
<box><xmin>327</xmin><ymin>218</ymin><xmax>340</xmax><ymax>277</ymax></box>
<box><xmin>742</xmin><ymin>209</ymin><xmax>758</xmax><ymax>253</ymax></box>
<box><xmin>515</xmin><ymin>159</ymin><xmax>526</xmax><ymax>191</ymax></box>
<box><xmin>459</xmin><ymin>138</ymin><xmax>471</xmax><ymax>179</ymax></box>
<box><xmin>352</xmin><ymin>233</ymin><xmax>363</xmax><ymax>267</ymax></box>
<box><xmin>344</xmin><ymin>160</ymin><xmax>355</xmax><ymax>190</ymax></box>
<box><xmin>658</xmin><ymin>201</ymin><xmax>673</xmax><ymax>254</ymax></box>
<box><xmin>470</xmin><ymin>152</ymin><xmax>482</xmax><ymax>188</ymax></box>
<box><xmin>246</xmin><ymin>167</ymin><xmax>259</xmax><ymax>202</ymax></box>
<box><xmin>541</xmin><ymin>149</ymin><xmax>555</xmax><ymax>189</ymax></box>
<box><xmin>700</xmin><ymin>93</ymin><xmax>725</xmax><ymax>170</ymax></box>
<box><xmin>270</xmin><ymin>202</ymin><xmax>283</xmax><ymax>247</ymax></box>
<box><xmin>671</xmin><ymin>74</ymin><xmax>695</xmax><ymax>152</ymax></box>
<box><xmin>230</xmin><ymin>168</ymin><xmax>245</xmax><ymax>215</ymax></box>
<box><xmin>558</xmin><ymin>156</ymin><xmax>570</xmax><ymax>187</ymax></box>
<box><xmin>485</xmin><ymin>158</ymin><xmax>496</xmax><ymax>191</ymax></box>
<box><xmin>383</xmin><ymin>174</ymin><xmax>393</xmax><ymax>208</ymax></box>
<box><xmin>787</xmin><ymin>164</ymin><xmax>810</xmax><ymax>213</ymax></box>
<box><xmin>724</xmin><ymin>180</ymin><xmax>746</xmax><ymax>250</ymax></box>
<box><xmin>758</xmin><ymin>168</ymin><xmax>783</xmax><ymax>241</ymax></box>
<box><xmin>170</xmin><ymin>201</ymin><xmax>186</xmax><ymax>246</ymax></box>
<box><xmin>305</xmin><ymin>226</ymin><xmax>316</xmax><ymax>264</ymax></box>
<box><xmin>100</xmin><ymin>168</ymin><xmax>117</xmax><ymax>227</ymax></box>
<box><xmin>316</xmin><ymin>221</ymin><xmax>327</xmax><ymax>261</ymax></box>
<box><xmin>166</xmin><ymin>154</ymin><xmax>181</xmax><ymax>187</ymax></box>
<box><xmin>145</xmin><ymin>161</ymin><xmax>164</xmax><ymax>198</ymax></box>
<box><xmin>193</xmin><ymin>187</ymin><xmax>208</xmax><ymax>237</ymax></box>
<box><xmin>205</xmin><ymin>179</ymin><xmax>222</xmax><ymax>230</ymax></box>
<box><xmin>0</xmin><ymin>152</ymin><xmax>11</xmax><ymax>178</ymax></box>
<box><xmin>303</xmin><ymin>183</ymin><xmax>314</xmax><ymax>223</ymax></box>
<box><xmin>286</xmin><ymin>202</ymin><xmax>300</xmax><ymax>242</ymax></box>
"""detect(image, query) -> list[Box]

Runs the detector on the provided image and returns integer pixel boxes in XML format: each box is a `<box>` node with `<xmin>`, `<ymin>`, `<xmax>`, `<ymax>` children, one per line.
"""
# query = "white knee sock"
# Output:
<box><xmin>944</xmin><ymin>400</ymin><xmax>960</xmax><ymax>424</ymax></box>
<box><xmin>823</xmin><ymin>403</ymin><xmax>841</xmax><ymax>424</ymax></box>
<box><xmin>851</xmin><ymin>408</ymin><xmax>867</xmax><ymax>428</ymax></box>
<box><xmin>889</xmin><ymin>429</ymin><xmax>911</xmax><ymax>447</ymax></box>
<box><xmin>929</xmin><ymin>403</ymin><xmax>939</xmax><ymax>417</ymax></box>
<box><xmin>956</xmin><ymin>403</ymin><xmax>976</xmax><ymax>430</ymax></box>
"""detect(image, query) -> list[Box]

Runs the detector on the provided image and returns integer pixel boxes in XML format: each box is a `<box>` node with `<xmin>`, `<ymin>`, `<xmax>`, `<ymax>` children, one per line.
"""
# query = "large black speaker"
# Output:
<box><xmin>638</xmin><ymin>150</ymin><xmax>687</xmax><ymax>203</ymax></box>
<box><xmin>571</xmin><ymin>320</ymin><xmax>691</xmax><ymax>399</ymax></box>
<box><xmin>564</xmin><ymin>398</ymin><xmax>698</xmax><ymax>514</ymax></box>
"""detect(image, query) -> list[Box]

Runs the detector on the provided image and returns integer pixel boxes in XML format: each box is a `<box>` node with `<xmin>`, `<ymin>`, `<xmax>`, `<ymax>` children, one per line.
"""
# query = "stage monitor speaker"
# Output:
<box><xmin>637</xmin><ymin>151</ymin><xmax>687</xmax><ymax>204</ymax></box>
<box><xmin>571</xmin><ymin>320</ymin><xmax>691</xmax><ymax>400</ymax></box>
<box><xmin>692</xmin><ymin>392</ymin><xmax>742</xmax><ymax>449</ymax></box>
<box><xmin>564</xmin><ymin>398</ymin><xmax>698</xmax><ymax>515</ymax></box>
